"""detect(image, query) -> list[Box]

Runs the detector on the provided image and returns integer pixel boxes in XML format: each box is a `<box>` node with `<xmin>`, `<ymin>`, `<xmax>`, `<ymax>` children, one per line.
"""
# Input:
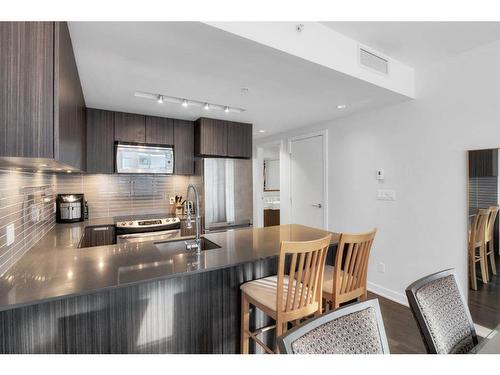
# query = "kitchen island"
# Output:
<box><xmin>0</xmin><ymin>223</ymin><xmax>337</xmax><ymax>353</ymax></box>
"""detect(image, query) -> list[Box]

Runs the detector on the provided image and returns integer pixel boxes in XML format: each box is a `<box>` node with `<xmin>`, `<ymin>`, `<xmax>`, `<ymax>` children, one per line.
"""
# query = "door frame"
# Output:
<box><xmin>288</xmin><ymin>129</ymin><xmax>329</xmax><ymax>230</ymax></box>
<box><xmin>254</xmin><ymin>139</ymin><xmax>285</xmax><ymax>228</ymax></box>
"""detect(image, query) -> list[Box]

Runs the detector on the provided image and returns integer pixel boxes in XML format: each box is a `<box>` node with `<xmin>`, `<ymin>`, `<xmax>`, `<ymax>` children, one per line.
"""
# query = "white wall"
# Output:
<box><xmin>254</xmin><ymin>39</ymin><xmax>500</xmax><ymax>305</ymax></box>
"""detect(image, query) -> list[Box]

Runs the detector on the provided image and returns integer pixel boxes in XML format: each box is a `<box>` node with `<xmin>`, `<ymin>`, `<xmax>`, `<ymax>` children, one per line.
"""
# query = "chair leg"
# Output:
<box><xmin>489</xmin><ymin>241</ymin><xmax>497</xmax><ymax>276</ymax></box>
<box><xmin>275</xmin><ymin>320</ymin><xmax>284</xmax><ymax>353</ymax></box>
<box><xmin>480</xmin><ymin>245</ymin><xmax>489</xmax><ymax>284</ymax></box>
<box><xmin>240</xmin><ymin>293</ymin><xmax>250</xmax><ymax>354</ymax></box>
<box><xmin>470</xmin><ymin>253</ymin><xmax>477</xmax><ymax>290</ymax></box>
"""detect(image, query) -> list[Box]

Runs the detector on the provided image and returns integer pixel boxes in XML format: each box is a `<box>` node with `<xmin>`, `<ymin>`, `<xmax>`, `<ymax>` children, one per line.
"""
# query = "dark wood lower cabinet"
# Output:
<box><xmin>264</xmin><ymin>209</ymin><xmax>280</xmax><ymax>227</ymax></box>
<box><xmin>80</xmin><ymin>226</ymin><xmax>116</xmax><ymax>248</ymax></box>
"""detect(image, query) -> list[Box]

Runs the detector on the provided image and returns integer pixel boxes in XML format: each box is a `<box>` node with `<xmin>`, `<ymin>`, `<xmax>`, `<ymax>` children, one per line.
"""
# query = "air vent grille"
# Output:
<box><xmin>359</xmin><ymin>48</ymin><xmax>389</xmax><ymax>75</ymax></box>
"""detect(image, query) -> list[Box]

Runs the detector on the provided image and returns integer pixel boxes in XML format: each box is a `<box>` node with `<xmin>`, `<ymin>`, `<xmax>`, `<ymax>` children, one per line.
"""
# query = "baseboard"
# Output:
<box><xmin>474</xmin><ymin>323</ymin><xmax>492</xmax><ymax>338</ymax></box>
<box><xmin>368</xmin><ymin>281</ymin><xmax>409</xmax><ymax>307</ymax></box>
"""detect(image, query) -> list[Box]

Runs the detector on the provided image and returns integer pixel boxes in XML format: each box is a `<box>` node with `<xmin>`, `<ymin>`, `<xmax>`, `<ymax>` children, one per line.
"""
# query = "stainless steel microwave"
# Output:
<box><xmin>115</xmin><ymin>143</ymin><xmax>174</xmax><ymax>174</ymax></box>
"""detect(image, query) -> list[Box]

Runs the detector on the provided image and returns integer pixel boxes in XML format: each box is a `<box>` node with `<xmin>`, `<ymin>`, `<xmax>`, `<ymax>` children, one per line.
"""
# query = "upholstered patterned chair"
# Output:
<box><xmin>405</xmin><ymin>269</ymin><xmax>478</xmax><ymax>354</ymax></box>
<box><xmin>277</xmin><ymin>299</ymin><xmax>390</xmax><ymax>354</ymax></box>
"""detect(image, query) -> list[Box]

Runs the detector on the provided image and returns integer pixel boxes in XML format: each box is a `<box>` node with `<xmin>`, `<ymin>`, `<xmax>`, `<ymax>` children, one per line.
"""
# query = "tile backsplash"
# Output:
<box><xmin>56</xmin><ymin>174</ymin><xmax>202</xmax><ymax>219</ymax></box>
<box><xmin>0</xmin><ymin>170</ymin><xmax>57</xmax><ymax>276</ymax></box>
<box><xmin>0</xmin><ymin>169</ymin><xmax>202</xmax><ymax>276</ymax></box>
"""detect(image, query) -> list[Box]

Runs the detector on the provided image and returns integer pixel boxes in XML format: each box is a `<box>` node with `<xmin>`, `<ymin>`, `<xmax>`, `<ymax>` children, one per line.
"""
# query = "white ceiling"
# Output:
<box><xmin>322</xmin><ymin>22</ymin><xmax>500</xmax><ymax>68</ymax></box>
<box><xmin>68</xmin><ymin>22</ymin><xmax>408</xmax><ymax>138</ymax></box>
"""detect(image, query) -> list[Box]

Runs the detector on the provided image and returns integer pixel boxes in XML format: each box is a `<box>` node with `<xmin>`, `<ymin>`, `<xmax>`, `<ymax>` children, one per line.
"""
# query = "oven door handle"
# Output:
<box><xmin>116</xmin><ymin>230</ymin><xmax>179</xmax><ymax>239</ymax></box>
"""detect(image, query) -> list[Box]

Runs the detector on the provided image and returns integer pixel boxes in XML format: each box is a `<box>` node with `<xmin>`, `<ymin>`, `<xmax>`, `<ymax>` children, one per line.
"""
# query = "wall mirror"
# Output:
<box><xmin>467</xmin><ymin>148</ymin><xmax>499</xmax><ymax>329</ymax></box>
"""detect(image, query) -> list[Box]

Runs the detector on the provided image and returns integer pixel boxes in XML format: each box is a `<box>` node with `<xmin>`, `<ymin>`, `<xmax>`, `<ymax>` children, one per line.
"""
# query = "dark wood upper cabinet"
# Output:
<box><xmin>174</xmin><ymin>120</ymin><xmax>194</xmax><ymax>175</ymax></box>
<box><xmin>146</xmin><ymin>116</ymin><xmax>174</xmax><ymax>145</ymax></box>
<box><xmin>0</xmin><ymin>22</ymin><xmax>86</xmax><ymax>170</ymax></box>
<box><xmin>194</xmin><ymin>118</ymin><xmax>228</xmax><ymax>157</ymax></box>
<box><xmin>194</xmin><ymin>117</ymin><xmax>252</xmax><ymax>158</ymax></box>
<box><xmin>114</xmin><ymin>112</ymin><xmax>146</xmax><ymax>143</ymax></box>
<box><xmin>0</xmin><ymin>22</ymin><xmax>54</xmax><ymax>159</ymax></box>
<box><xmin>86</xmin><ymin>108</ymin><xmax>115</xmax><ymax>174</ymax></box>
<box><xmin>54</xmin><ymin>22</ymin><xmax>86</xmax><ymax>171</ymax></box>
<box><xmin>227</xmin><ymin>121</ymin><xmax>252</xmax><ymax>158</ymax></box>
<box><xmin>469</xmin><ymin>149</ymin><xmax>498</xmax><ymax>178</ymax></box>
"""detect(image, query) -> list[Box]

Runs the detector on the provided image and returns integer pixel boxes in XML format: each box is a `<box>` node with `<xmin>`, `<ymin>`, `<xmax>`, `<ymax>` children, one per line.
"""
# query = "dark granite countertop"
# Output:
<box><xmin>0</xmin><ymin>220</ymin><xmax>337</xmax><ymax>312</ymax></box>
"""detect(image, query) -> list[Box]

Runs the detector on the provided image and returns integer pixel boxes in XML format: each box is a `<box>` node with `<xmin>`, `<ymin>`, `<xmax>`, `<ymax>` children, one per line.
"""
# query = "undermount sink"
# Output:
<box><xmin>154</xmin><ymin>237</ymin><xmax>221</xmax><ymax>253</ymax></box>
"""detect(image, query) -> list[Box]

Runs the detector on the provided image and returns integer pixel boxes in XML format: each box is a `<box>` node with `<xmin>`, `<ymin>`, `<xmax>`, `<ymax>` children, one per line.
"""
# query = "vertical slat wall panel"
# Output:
<box><xmin>0</xmin><ymin>255</ymin><xmax>286</xmax><ymax>354</ymax></box>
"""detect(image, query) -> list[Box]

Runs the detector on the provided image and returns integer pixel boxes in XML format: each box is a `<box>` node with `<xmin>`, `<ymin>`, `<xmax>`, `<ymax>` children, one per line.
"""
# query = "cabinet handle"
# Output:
<box><xmin>311</xmin><ymin>203</ymin><xmax>322</xmax><ymax>208</ymax></box>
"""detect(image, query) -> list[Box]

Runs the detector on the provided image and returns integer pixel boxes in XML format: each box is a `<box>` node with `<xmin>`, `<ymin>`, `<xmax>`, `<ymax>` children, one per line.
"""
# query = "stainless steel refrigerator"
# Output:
<box><xmin>203</xmin><ymin>158</ymin><xmax>253</xmax><ymax>232</ymax></box>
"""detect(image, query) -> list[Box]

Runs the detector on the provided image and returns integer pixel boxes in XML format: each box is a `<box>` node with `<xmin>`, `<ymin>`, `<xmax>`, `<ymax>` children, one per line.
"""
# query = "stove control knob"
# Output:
<box><xmin>128</xmin><ymin>222</ymin><xmax>133</xmax><ymax>226</ymax></box>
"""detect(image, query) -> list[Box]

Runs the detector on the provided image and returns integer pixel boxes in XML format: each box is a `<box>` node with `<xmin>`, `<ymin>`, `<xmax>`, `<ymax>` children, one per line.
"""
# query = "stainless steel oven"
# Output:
<box><xmin>115</xmin><ymin>142</ymin><xmax>174</xmax><ymax>174</ymax></box>
<box><xmin>115</xmin><ymin>215</ymin><xmax>181</xmax><ymax>244</ymax></box>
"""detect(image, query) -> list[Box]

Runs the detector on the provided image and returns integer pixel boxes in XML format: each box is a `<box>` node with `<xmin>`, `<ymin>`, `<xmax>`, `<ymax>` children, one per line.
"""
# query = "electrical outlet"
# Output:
<box><xmin>6</xmin><ymin>224</ymin><xmax>15</xmax><ymax>246</ymax></box>
<box><xmin>169</xmin><ymin>196</ymin><xmax>175</xmax><ymax>205</ymax></box>
<box><xmin>377</xmin><ymin>262</ymin><xmax>386</xmax><ymax>274</ymax></box>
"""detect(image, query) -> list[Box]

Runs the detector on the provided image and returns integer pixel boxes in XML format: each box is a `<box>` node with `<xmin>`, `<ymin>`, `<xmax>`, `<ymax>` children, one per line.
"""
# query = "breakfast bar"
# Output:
<box><xmin>0</xmin><ymin>223</ymin><xmax>337</xmax><ymax>354</ymax></box>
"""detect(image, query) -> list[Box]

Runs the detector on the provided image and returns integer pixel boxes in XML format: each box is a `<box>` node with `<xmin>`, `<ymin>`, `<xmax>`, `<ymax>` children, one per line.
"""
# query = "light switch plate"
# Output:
<box><xmin>377</xmin><ymin>189</ymin><xmax>396</xmax><ymax>201</ymax></box>
<box><xmin>6</xmin><ymin>224</ymin><xmax>15</xmax><ymax>246</ymax></box>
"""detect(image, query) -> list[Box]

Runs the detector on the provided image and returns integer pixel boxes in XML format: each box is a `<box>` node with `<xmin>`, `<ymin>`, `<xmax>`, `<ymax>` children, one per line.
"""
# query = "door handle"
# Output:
<box><xmin>312</xmin><ymin>203</ymin><xmax>322</xmax><ymax>208</ymax></box>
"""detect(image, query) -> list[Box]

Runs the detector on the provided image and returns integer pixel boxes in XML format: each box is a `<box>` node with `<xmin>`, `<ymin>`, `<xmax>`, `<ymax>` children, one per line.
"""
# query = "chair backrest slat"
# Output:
<box><xmin>277</xmin><ymin>234</ymin><xmax>331</xmax><ymax>316</ymax></box>
<box><xmin>486</xmin><ymin>205</ymin><xmax>499</xmax><ymax>242</ymax></box>
<box><xmin>470</xmin><ymin>208</ymin><xmax>490</xmax><ymax>248</ymax></box>
<box><xmin>331</xmin><ymin>229</ymin><xmax>377</xmax><ymax>301</ymax></box>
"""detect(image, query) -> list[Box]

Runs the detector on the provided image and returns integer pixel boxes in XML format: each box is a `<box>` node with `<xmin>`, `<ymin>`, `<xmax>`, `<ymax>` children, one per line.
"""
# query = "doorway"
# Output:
<box><xmin>289</xmin><ymin>131</ymin><xmax>328</xmax><ymax>230</ymax></box>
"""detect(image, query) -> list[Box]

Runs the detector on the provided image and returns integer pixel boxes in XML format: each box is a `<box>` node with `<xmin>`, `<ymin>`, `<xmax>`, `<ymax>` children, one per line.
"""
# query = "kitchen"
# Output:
<box><xmin>0</xmin><ymin>21</ymin><xmax>337</xmax><ymax>354</ymax></box>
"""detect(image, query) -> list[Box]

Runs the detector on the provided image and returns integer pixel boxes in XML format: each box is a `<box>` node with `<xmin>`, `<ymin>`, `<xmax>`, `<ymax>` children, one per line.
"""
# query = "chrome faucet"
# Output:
<box><xmin>184</xmin><ymin>184</ymin><xmax>201</xmax><ymax>254</ymax></box>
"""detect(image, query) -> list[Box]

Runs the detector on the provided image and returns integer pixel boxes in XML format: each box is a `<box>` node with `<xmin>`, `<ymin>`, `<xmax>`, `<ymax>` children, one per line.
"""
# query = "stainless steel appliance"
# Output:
<box><xmin>203</xmin><ymin>158</ymin><xmax>253</xmax><ymax>232</ymax></box>
<box><xmin>115</xmin><ymin>215</ymin><xmax>181</xmax><ymax>244</ymax></box>
<box><xmin>56</xmin><ymin>194</ymin><xmax>85</xmax><ymax>223</ymax></box>
<box><xmin>115</xmin><ymin>142</ymin><xmax>174</xmax><ymax>174</ymax></box>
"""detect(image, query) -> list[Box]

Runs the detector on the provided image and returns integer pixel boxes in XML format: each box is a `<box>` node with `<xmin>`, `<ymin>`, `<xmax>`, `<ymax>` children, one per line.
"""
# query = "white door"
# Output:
<box><xmin>290</xmin><ymin>134</ymin><xmax>325</xmax><ymax>229</ymax></box>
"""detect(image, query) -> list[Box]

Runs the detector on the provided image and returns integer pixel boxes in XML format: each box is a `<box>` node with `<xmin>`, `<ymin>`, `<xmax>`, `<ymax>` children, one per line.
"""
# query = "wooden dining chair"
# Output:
<box><xmin>485</xmin><ymin>205</ymin><xmax>499</xmax><ymax>279</ymax></box>
<box><xmin>469</xmin><ymin>208</ymin><xmax>490</xmax><ymax>290</ymax></box>
<box><xmin>240</xmin><ymin>234</ymin><xmax>332</xmax><ymax>354</ymax></box>
<box><xmin>322</xmin><ymin>229</ymin><xmax>377</xmax><ymax>309</ymax></box>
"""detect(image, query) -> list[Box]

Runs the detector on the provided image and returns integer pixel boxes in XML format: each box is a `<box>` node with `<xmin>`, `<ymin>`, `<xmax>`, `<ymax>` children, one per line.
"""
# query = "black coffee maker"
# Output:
<box><xmin>56</xmin><ymin>194</ymin><xmax>85</xmax><ymax>223</ymax></box>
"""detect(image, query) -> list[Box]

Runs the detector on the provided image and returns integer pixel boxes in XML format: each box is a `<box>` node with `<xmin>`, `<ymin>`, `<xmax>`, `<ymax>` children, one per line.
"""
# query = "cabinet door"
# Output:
<box><xmin>54</xmin><ymin>22</ymin><xmax>86</xmax><ymax>170</ymax></box>
<box><xmin>84</xmin><ymin>226</ymin><xmax>116</xmax><ymax>247</ymax></box>
<box><xmin>86</xmin><ymin>108</ymin><xmax>115</xmax><ymax>173</ymax></box>
<box><xmin>146</xmin><ymin>116</ymin><xmax>174</xmax><ymax>145</ymax></box>
<box><xmin>0</xmin><ymin>22</ymin><xmax>54</xmax><ymax>159</ymax></box>
<box><xmin>227</xmin><ymin>122</ymin><xmax>252</xmax><ymax>158</ymax></box>
<box><xmin>469</xmin><ymin>149</ymin><xmax>498</xmax><ymax>177</ymax></box>
<box><xmin>194</xmin><ymin>118</ymin><xmax>227</xmax><ymax>157</ymax></box>
<box><xmin>264</xmin><ymin>209</ymin><xmax>280</xmax><ymax>227</ymax></box>
<box><xmin>174</xmin><ymin>120</ymin><xmax>194</xmax><ymax>175</ymax></box>
<box><xmin>114</xmin><ymin>112</ymin><xmax>145</xmax><ymax>143</ymax></box>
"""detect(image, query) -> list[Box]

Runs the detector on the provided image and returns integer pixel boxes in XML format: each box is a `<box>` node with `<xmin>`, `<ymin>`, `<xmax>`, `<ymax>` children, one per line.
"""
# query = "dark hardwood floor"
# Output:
<box><xmin>468</xmin><ymin>253</ymin><xmax>500</xmax><ymax>329</ymax></box>
<box><xmin>368</xmin><ymin>292</ymin><xmax>426</xmax><ymax>354</ymax></box>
